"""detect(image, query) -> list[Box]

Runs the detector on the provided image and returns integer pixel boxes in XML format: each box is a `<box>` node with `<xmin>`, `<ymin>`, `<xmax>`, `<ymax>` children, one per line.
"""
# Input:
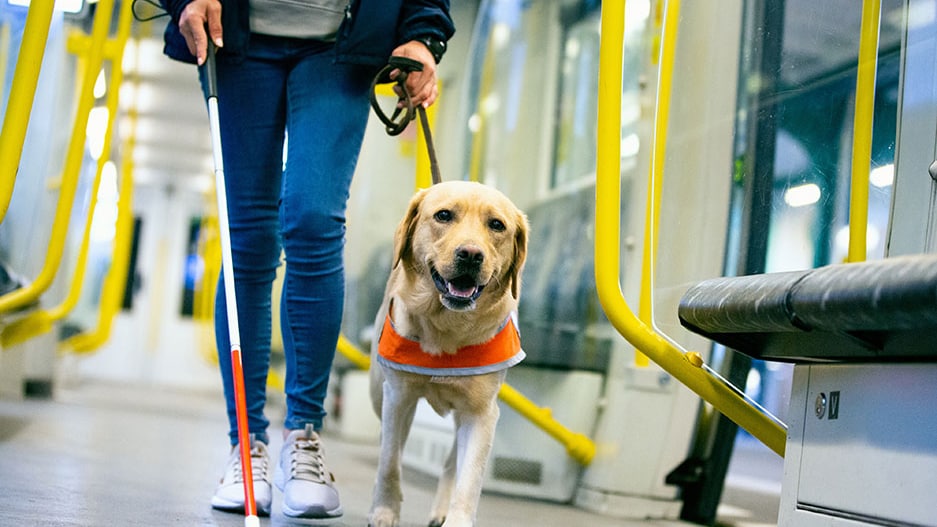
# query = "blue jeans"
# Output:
<box><xmin>199</xmin><ymin>34</ymin><xmax>372</xmax><ymax>445</ymax></box>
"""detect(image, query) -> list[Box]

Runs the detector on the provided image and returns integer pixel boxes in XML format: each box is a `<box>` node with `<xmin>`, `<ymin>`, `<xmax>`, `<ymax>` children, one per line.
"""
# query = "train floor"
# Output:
<box><xmin>0</xmin><ymin>379</ymin><xmax>780</xmax><ymax>526</ymax></box>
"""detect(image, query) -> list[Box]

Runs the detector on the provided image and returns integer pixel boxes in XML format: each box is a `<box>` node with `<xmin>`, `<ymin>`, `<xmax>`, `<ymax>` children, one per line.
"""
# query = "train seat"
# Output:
<box><xmin>677</xmin><ymin>253</ymin><xmax>937</xmax><ymax>363</ymax></box>
<box><xmin>518</xmin><ymin>185</ymin><xmax>611</xmax><ymax>372</ymax></box>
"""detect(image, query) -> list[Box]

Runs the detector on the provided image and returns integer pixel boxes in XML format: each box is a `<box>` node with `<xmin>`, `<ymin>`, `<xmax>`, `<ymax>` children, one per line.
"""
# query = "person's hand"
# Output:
<box><xmin>179</xmin><ymin>0</ymin><xmax>223</xmax><ymax>65</ymax></box>
<box><xmin>390</xmin><ymin>41</ymin><xmax>439</xmax><ymax>108</ymax></box>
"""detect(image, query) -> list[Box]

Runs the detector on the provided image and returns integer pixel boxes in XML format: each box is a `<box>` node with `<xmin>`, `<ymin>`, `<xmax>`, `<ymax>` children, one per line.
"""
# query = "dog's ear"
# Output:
<box><xmin>508</xmin><ymin>210</ymin><xmax>529</xmax><ymax>299</ymax></box>
<box><xmin>393</xmin><ymin>190</ymin><xmax>425</xmax><ymax>269</ymax></box>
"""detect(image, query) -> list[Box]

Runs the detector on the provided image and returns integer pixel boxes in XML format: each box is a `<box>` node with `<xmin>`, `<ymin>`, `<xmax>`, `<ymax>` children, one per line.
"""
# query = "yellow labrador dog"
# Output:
<box><xmin>368</xmin><ymin>181</ymin><xmax>529</xmax><ymax>527</ymax></box>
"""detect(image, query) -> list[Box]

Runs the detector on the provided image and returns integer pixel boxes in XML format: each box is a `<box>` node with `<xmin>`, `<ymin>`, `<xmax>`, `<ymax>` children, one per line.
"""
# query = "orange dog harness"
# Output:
<box><xmin>377</xmin><ymin>306</ymin><xmax>525</xmax><ymax>376</ymax></box>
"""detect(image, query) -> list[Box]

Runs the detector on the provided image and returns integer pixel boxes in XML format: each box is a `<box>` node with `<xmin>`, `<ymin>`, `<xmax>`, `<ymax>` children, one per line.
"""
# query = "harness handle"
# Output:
<box><xmin>369</xmin><ymin>56</ymin><xmax>442</xmax><ymax>185</ymax></box>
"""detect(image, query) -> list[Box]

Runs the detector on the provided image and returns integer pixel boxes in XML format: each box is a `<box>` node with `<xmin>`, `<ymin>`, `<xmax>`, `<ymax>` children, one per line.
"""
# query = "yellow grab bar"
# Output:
<box><xmin>0</xmin><ymin>0</ymin><xmax>55</xmax><ymax>223</ymax></box>
<box><xmin>2</xmin><ymin>3</ymin><xmax>134</xmax><ymax>347</ymax></box>
<box><xmin>497</xmin><ymin>383</ymin><xmax>595</xmax><ymax>464</ymax></box>
<box><xmin>595</xmin><ymin>0</ymin><xmax>786</xmax><ymax>457</ymax></box>
<box><xmin>61</xmin><ymin>142</ymin><xmax>135</xmax><ymax>353</ymax></box>
<box><xmin>59</xmin><ymin>0</ymin><xmax>136</xmax><ymax>353</ymax></box>
<box><xmin>846</xmin><ymin>0</ymin><xmax>881</xmax><ymax>263</ymax></box>
<box><xmin>337</xmin><ymin>333</ymin><xmax>370</xmax><ymax>370</ymax></box>
<box><xmin>0</xmin><ymin>0</ymin><xmax>116</xmax><ymax>315</ymax></box>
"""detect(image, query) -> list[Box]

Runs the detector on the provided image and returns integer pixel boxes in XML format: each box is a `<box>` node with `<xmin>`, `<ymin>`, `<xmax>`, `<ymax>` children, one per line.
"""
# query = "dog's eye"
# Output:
<box><xmin>488</xmin><ymin>218</ymin><xmax>506</xmax><ymax>232</ymax></box>
<box><xmin>434</xmin><ymin>209</ymin><xmax>453</xmax><ymax>223</ymax></box>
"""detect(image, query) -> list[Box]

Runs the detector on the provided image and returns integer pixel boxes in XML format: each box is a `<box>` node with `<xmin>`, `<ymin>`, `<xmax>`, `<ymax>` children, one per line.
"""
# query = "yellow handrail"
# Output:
<box><xmin>61</xmin><ymin>142</ymin><xmax>135</xmax><ymax>353</ymax></box>
<box><xmin>497</xmin><ymin>382</ymin><xmax>595</xmax><ymax>464</ymax></box>
<box><xmin>0</xmin><ymin>0</ymin><xmax>116</xmax><ymax>315</ymax></box>
<box><xmin>60</xmin><ymin>0</ymin><xmax>136</xmax><ymax>353</ymax></box>
<box><xmin>1</xmin><ymin>3</ymin><xmax>134</xmax><ymax>347</ymax></box>
<box><xmin>595</xmin><ymin>0</ymin><xmax>786</xmax><ymax>457</ymax></box>
<box><xmin>635</xmin><ymin>0</ymin><xmax>680</xmax><ymax>367</ymax></box>
<box><xmin>195</xmin><ymin>213</ymin><xmax>221</xmax><ymax>364</ymax></box>
<box><xmin>337</xmin><ymin>333</ymin><xmax>370</xmax><ymax>370</ymax></box>
<box><xmin>0</xmin><ymin>0</ymin><xmax>55</xmax><ymax>223</ymax></box>
<box><xmin>846</xmin><ymin>0</ymin><xmax>881</xmax><ymax>263</ymax></box>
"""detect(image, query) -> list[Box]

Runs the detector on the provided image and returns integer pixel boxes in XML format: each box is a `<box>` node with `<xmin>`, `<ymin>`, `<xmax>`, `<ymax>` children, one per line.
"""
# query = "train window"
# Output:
<box><xmin>647</xmin><ymin>0</ymin><xmax>903</xmax><ymax>349</ymax></box>
<box><xmin>461</xmin><ymin>0</ymin><xmax>652</xmax><ymax>199</ymax></box>
<box><xmin>731</xmin><ymin>0</ymin><xmax>903</xmax><ymax>274</ymax></box>
<box><xmin>461</xmin><ymin>1</ymin><xmax>583</xmax><ymax>203</ymax></box>
<box><xmin>552</xmin><ymin>2</ymin><xmax>648</xmax><ymax>190</ymax></box>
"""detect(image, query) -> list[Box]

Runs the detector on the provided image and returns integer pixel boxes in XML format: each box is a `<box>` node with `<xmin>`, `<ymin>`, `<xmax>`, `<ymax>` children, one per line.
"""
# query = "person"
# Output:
<box><xmin>158</xmin><ymin>0</ymin><xmax>454</xmax><ymax>519</ymax></box>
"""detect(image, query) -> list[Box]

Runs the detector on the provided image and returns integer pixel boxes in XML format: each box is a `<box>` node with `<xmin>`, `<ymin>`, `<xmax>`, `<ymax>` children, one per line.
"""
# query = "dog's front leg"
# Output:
<box><xmin>443</xmin><ymin>402</ymin><xmax>500</xmax><ymax>527</ymax></box>
<box><xmin>428</xmin><ymin>438</ymin><xmax>457</xmax><ymax>527</ymax></box>
<box><xmin>369</xmin><ymin>379</ymin><xmax>419</xmax><ymax>527</ymax></box>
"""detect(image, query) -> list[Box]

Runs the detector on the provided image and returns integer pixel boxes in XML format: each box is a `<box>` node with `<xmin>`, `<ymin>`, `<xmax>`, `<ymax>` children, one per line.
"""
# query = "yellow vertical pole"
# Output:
<box><xmin>62</xmin><ymin>145</ymin><xmax>135</xmax><ymax>353</ymax></box>
<box><xmin>60</xmin><ymin>0</ymin><xmax>137</xmax><ymax>352</ymax></box>
<box><xmin>1</xmin><ymin>0</ymin><xmax>135</xmax><ymax>348</ymax></box>
<box><xmin>846</xmin><ymin>0</ymin><xmax>881</xmax><ymax>263</ymax></box>
<box><xmin>595</xmin><ymin>0</ymin><xmax>786</xmax><ymax>457</ymax></box>
<box><xmin>0</xmin><ymin>0</ymin><xmax>56</xmax><ymax>222</ymax></box>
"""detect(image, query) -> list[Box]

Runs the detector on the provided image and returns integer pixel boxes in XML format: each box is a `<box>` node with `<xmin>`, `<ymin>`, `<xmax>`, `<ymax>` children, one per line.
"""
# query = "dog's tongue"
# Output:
<box><xmin>447</xmin><ymin>281</ymin><xmax>478</xmax><ymax>298</ymax></box>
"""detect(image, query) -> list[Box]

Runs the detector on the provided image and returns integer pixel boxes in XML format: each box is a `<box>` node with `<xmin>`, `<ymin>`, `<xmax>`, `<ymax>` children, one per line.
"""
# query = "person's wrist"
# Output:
<box><xmin>416</xmin><ymin>36</ymin><xmax>446</xmax><ymax>64</ymax></box>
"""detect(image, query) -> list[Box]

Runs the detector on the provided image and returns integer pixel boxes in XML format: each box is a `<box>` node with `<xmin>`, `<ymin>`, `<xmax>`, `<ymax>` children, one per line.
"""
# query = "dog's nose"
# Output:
<box><xmin>455</xmin><ymin>245</ymin><xmax>484</xmax><ymax>266</ymax></box>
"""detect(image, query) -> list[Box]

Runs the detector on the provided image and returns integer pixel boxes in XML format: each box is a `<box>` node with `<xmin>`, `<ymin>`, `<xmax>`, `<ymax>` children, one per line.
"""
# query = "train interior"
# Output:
<box><xmin>1</xmin><ymin>0</ymin><xmax>936</xmax><ymax>525</ymax></box>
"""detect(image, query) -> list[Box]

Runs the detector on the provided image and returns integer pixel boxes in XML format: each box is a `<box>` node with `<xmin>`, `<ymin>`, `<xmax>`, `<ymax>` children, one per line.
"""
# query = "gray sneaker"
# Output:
<box><xmin>211</xmin><ymin>438</ymin><xmax>273</xmax><ymax>516</ymax></box>
<box><xmin>274</xmin><ymin>424</ymin><xmax>343</xmax><ymax>518</ymax></box>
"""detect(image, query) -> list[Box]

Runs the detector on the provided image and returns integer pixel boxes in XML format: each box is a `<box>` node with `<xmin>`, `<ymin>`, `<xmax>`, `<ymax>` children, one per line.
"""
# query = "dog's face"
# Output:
<box><xmin>393</xmin><ymin>181</ymin><xmax>528</xmax><ymax>312</ymax></box>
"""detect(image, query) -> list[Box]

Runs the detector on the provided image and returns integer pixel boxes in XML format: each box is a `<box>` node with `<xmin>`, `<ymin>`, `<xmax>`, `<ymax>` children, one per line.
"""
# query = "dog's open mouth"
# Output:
<box><xmin>431</xmin><ymin>266</ymin><xmax>485</xmax><ymax>309</ymax></box>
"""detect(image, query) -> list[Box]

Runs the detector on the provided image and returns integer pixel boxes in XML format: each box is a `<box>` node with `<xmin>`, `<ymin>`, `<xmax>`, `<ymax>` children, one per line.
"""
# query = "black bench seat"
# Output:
<box><xmin>678</xmin><ymin>254</ymin><xmax>937</xmax><ymax>363</ymax></box>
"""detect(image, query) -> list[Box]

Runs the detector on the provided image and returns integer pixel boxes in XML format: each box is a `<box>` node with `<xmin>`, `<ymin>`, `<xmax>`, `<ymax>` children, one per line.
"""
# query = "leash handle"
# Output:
<box><xmin>369</xmin><ymin>56</ymin><xmax>424</xmax><ymax>136</ymax></box>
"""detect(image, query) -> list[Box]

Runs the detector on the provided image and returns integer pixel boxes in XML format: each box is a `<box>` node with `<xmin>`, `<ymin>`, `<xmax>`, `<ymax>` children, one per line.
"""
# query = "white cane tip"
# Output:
<box><xmin>244</xmin><ymin>515</ymin><xmax>261</xmax><ymax>527</ymax></box>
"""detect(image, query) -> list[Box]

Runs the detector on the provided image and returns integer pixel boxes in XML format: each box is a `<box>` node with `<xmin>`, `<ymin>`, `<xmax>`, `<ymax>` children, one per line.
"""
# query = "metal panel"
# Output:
<box><xmin>794</xmin><ymin>363</ymin><xmax>937</xmax><ymax>526</ymax></box>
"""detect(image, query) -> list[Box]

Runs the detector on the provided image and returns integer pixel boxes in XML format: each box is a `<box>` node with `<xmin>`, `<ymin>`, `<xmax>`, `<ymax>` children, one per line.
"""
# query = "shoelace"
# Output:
<box><xmin>287</xmin><ymin>435</ymin><xmax>332</xmax><ymax>484</ymax></box>
<box><xmin>230</xmin><ymin>445</ymin><xmax>270</xmax><ymax>483</ymax></box>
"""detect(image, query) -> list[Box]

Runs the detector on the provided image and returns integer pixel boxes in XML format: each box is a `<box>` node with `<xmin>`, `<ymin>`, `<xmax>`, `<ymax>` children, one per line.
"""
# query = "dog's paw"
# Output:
<box><xmin>368</xmin><ymin>506</ymin><xmax>400</xmax><ymax>527</ymax></box>
<box><xmin>437</xmin><ymin>512</ymin><xmax>473</xmax><ymax>527</ymax></box>
<box><xmin>428</xmin><ymin>516</ymin><xmax>445</xmax><ymax>527</ymax></box>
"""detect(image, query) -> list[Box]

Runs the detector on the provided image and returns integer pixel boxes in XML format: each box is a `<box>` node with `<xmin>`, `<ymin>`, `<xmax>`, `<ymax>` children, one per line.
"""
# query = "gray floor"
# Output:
<box><xmin>0</xmin><ymin>380</ymin><xmax>778</xmax><ymax>526</ymax></box>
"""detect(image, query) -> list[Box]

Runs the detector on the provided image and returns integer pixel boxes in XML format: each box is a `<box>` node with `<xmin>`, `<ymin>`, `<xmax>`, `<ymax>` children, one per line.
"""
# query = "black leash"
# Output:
<box><xmin>369</xmin><ymin>56</ymin><xmax>442</xmax><ymax>185</ymax></box>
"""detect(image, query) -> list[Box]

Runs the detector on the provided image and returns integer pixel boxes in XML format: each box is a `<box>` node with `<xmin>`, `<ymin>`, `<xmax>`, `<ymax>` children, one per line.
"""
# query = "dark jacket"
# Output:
<box><xmin>160</xmin><ymin>0</ymin><xmax>454</xmax><ymax>67</ymax></box>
